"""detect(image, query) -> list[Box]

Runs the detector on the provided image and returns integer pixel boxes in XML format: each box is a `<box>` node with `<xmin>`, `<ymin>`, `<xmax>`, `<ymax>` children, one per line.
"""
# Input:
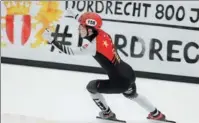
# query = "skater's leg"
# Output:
<box><xmin>123</xmin><ymin>82</ymin><xmax>165</xmax><ymax>120</ymax></box>
<box><xmin>123</xmin><ymin>82</ymin><xmax>156</xmax><ymax>112</ymax></box>
<box><xmin>90</xmin><ymin>92</ymin><xmax>112</xmax><ymax>113</ymax></box>
<box><xmin>86</xmin><ymin>79</ymin><xmax>129</xmax><ymax>119</ymax></box>
<box><xmin>86</xmin><ymin>80</ymin><xmax>110</xmax><ymax>112</ymax></box>
<box><xmin>86</xmin><ymin>79</ymin><xmax>115</xmax><ymax>119</ymax></box>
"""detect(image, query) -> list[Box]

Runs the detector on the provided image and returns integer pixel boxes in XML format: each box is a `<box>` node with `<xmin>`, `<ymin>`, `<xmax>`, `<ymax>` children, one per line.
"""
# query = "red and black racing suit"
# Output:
<box><xmin>52</xmin><ymin>29</ymin><xmax>136</xmax><ymax>94</ymax></box>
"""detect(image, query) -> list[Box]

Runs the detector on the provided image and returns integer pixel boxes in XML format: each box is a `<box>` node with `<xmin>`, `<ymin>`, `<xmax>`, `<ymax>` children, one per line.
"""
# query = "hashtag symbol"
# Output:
<box><xmin>50</xmin><ymin>24</ymin><xmax>74</xmax><ymax>55</ymax></box>
<box><xmin>51</xmin><ymin>24</ymin><xmax>72</xmax><ymax>44</ymax></box>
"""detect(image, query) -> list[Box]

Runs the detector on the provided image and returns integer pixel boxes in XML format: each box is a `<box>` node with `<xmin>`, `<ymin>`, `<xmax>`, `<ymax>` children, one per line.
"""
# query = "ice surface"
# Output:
<box><xmin>1</xmin><ymin>113</ymin><xmax>175</xmax><ymax>123</ymax></box>
<box><xmin>1</xmin><ymin>64</ymin><xmax>199</xmax><ymax>123</ymax></box>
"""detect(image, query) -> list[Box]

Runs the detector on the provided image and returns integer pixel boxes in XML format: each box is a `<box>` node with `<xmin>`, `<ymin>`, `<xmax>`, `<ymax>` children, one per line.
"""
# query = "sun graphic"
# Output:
<box><xmin>31</xmin><ymin>1</ymin><xmax>63</xmax><ymax>48</ymax></box>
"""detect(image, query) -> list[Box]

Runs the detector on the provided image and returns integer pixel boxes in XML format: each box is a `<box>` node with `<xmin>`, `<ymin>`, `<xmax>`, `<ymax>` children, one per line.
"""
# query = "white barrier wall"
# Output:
<box><xmin>1</xmin><ymin>64</ymin><xmax>199</xmax><ymax>123</ymax></box>
<box><xmin>1</xmin><ymin>1</ymin><xmax>199</xmax><ymax>82</ymax></box>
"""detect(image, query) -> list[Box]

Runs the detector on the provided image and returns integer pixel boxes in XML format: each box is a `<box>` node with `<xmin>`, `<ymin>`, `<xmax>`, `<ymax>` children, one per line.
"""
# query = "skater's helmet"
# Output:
<box><xmin>78</xmin><ymin>12</ymin><xmax>102</xmax><ymax>29</ymax></box>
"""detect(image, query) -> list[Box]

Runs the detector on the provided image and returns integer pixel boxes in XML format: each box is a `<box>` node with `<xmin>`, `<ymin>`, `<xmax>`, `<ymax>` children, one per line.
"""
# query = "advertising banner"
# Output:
<box><xmin>1</xmin><ymin>1</ymin><xmax>199</xmax><ymax>83</ymax></box>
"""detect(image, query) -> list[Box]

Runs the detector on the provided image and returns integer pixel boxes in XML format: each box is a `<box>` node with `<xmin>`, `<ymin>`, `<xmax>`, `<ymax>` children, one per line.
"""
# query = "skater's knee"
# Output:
<box><xmin>123</xmin><ymin>83</ymin><xmax>138</xmax><ymax>98</ymax></box>
<box><xmin>86</xmin><ymin>80</ymin><xmax>98</xmax><ymax>94</ymax></box>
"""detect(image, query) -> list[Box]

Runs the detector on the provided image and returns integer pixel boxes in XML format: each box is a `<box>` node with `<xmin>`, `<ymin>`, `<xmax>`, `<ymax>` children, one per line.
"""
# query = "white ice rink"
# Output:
<box><xmin>1</xmin><ymin>64</ymin><xmax>199</xmax><ymax>123</ymax></box>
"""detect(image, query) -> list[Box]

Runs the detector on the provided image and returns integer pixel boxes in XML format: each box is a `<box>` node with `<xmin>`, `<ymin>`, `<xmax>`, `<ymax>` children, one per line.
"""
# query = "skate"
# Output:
<box><xmin>147</xmin><ymin>111</ymin><xmax>176</xmax><ymax>123</ymax></box>
<box><xmin>96</xmin><ymin>111</ymin><xmax>126</xmax><ymax>123</ymax></box>
<box><xmin>98</xmin><ymin>110</ymin><xmax>116</xmax><ymax>120</ymax></box>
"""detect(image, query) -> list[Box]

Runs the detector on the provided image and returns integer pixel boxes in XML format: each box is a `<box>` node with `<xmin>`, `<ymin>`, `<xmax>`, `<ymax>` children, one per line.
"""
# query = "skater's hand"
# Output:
<box><xmin>42</xmin><ymin>29</ymin><xmax>54</xmax><ymax>44</ymax></box>
<box><xmin>65</xmin><ymin>8</ymin><xmax>79</xmax><ymax>20</ymax></box>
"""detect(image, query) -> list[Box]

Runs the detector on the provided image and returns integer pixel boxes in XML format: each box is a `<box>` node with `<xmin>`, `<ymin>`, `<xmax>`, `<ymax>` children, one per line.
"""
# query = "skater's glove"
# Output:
<box><xmin>42</xmin><ymin>29</ymin><xmax>54</xmax><ymax>44</ymax></box>
<box><xmin>65</xmin><ymin>8</ymin><xmax>80</xmax><ymax>20</ymax></box>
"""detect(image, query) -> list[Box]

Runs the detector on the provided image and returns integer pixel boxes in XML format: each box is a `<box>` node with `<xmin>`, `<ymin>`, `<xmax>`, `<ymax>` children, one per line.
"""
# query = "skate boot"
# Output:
<box><xmin>97</xmin><ymin>110</ymin><xmax>126</xmax><ymax>123</ymax></box>
<box><xmin>98</xmin><ymin>110</ymin><xmax>116</xmax><ymax>120</ymax></box>
<box><xmin>147</xmin><ymin>111</ymin><xmax>166</xmax><ymax>121</ymax></box>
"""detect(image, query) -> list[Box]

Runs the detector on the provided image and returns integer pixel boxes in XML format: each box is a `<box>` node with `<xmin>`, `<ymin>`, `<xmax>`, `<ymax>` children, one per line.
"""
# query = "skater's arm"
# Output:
<box><xmin>64</xmin><ymin>8</ymin><xmax>82</xmax><ymax>21</ymax></box>
<box><xmin>42</xmin><ymin>29</ymin><xmax>96</xmax><ymax>56</ymax></box>
<box><xmin>64</xmin><ymin>8</ymin><xmax>81</xmax><ymax>21</ymax></box>
<box><xmin>50</xmin><ymin>9</ymin><xmax>97</xmax><ymax>55</ymax></box>
<box><xmin>51</xmin><ymin>39</ymin><xmax>96</xmax><ymax>56</ymax></box>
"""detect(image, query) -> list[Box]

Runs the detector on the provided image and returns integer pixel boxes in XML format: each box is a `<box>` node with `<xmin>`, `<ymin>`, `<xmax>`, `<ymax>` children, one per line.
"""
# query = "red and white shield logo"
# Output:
<box><xmin>6</xmin><ymin>15</ymin><xmax>31</xmax><ymax>45</ymax></box>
